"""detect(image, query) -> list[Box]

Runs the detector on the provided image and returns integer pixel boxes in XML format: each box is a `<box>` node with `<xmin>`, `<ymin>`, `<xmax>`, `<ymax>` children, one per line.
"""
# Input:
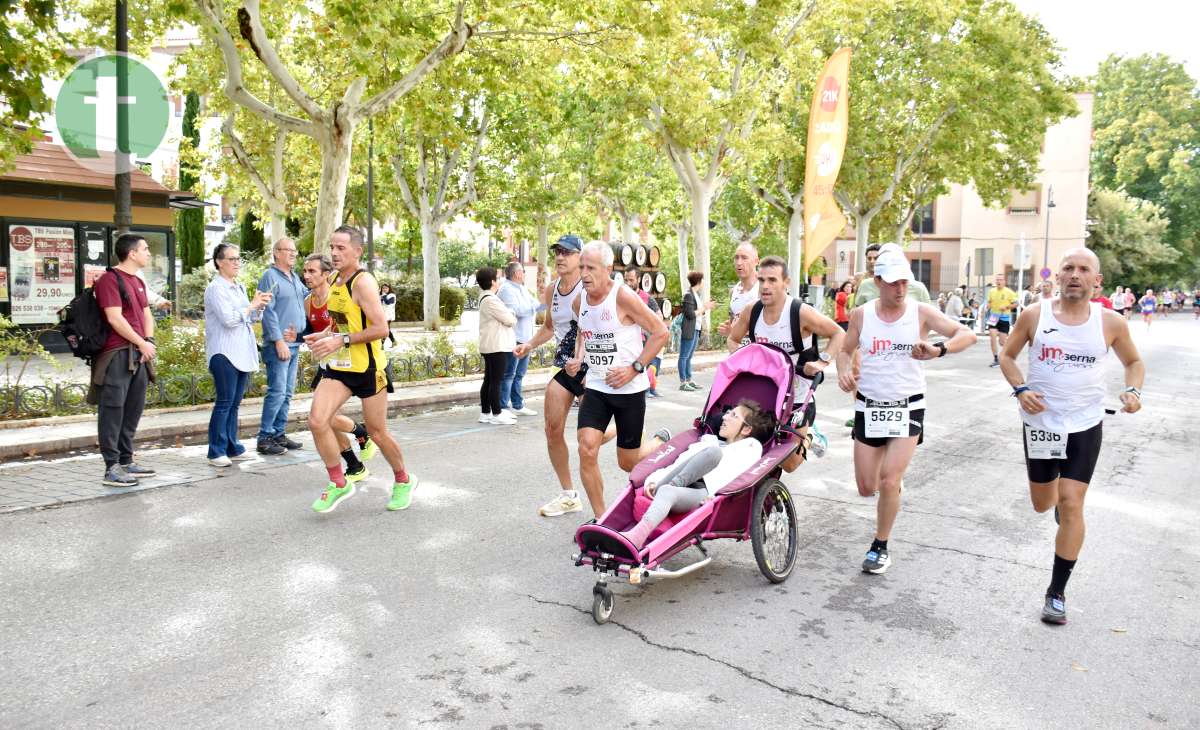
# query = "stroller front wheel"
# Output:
<box><xmin>751</xmin><ymin>478</ymin><xmax>798</xmax><ymax>583</ymax></box>
<box><xmin>592</xmin><ymin>585</ymin><xmax>614</xmax><ymax>624</ymax></box>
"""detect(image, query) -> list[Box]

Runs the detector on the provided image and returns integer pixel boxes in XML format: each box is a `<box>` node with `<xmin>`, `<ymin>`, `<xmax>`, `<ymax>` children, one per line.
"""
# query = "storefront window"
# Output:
<box><xmin>129</xmin><ymin>229</ymin><xmax>171</xmax><ymax>301</ymax></box>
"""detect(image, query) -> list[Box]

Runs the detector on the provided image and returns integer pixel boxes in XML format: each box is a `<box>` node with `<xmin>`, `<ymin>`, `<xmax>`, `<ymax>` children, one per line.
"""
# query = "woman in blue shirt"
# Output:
<box><xmin>205</xmin><ymin>243</ymin><xmax>272</xmax><ymax>466</ymax></box>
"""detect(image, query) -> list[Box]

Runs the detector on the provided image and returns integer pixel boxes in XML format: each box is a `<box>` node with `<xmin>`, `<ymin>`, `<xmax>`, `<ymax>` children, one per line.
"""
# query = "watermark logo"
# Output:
<box><xmin>54</xmin><ymin>53</ymin><xmax>169</xmax><ymax>175</ymax></box>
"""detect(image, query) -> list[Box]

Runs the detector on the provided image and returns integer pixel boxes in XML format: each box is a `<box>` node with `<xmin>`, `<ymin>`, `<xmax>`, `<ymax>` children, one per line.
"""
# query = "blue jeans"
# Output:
<box><xmin>500</xmin><ymin>351</ymin><xmax>530</xmax><ymax>410</ymax></box>
<box><xmin>258</xmin><ymin>343</ymin><xmax>299</xmax><ymax>440</ymax></box>
<box><xmin>677</xmin><ymin>335</ymin><xmax>698</xmax><ymax>382</ymax></box>
<box><xmin>208</xmin><ymin>354</ymin><xmax>249</xmax><ymax>459</ymax></box>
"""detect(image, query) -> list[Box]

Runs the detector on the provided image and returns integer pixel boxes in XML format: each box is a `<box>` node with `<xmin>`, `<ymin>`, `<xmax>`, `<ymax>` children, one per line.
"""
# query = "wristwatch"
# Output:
<box><xmin>935</xmin><ymin>341</ymin><xmax>948</xmax><ymax>358</ymax></box>
<box><xmin>342</xmin><ymin>334</ymin><xmax>352</xmax><ymax>348</ymax></box>
<box><xmin>818</xmin><ymin>352</ymin><xmax>832</xmax><ymax>363</ymax></box>
<box><xmin>632</xmin><ymin>361</ymin><xmax>646</xmax><ymax>373</ymax></box>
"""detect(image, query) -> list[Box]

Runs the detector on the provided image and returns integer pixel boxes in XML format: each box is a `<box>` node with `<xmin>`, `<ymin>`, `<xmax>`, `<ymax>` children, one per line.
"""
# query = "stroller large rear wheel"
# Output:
<box><xmin>751</xmin><ymin>479</ymin><xmax>798</xmax><ymax>583</ymax></box>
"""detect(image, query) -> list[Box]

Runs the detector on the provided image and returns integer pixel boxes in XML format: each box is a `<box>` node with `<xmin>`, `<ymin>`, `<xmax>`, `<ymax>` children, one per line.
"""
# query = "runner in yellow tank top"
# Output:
<box><xmin>326</xmin><ymin>269</ymin><xmax>387</xmax><ymax>375</ymax></box>
<box><xmin>304</xmin><ymin>225</ymin><xmax>416</xmax><ymax>514</ymax></box>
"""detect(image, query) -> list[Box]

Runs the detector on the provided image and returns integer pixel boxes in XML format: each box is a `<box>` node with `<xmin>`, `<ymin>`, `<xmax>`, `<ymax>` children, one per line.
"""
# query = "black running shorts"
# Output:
<box><xmin>853</xmin><ymin>393</ymin><xmax>925</xmax><ymax>448</ymax></box>
<box><xmin>321</xmin><ymin>367</ymin><xmax>393</xmax><ymax>399</ymax></box>
<box><xmin>1023</xmin><ymin>421</ymin><xmax>1103</xmax><ymax>484</ymax></box>
<box><xmin>551</xmin><ymin>366</ymin><xmax>587</xmax><ymax>398</ymax></box>
<box><xmin>988</xmin><ymin>318</ymin><xmax>1011</xmax><ymax>334</ymax></box>
<box><xmin>578</xmin><ymin>388</ymin><xmax>647</xmax><ymax>450</ymax></box>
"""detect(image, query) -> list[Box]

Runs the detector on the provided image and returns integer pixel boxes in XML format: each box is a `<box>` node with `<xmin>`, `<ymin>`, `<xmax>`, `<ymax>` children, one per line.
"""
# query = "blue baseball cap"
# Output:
<box><xmin>552</xmin><ymin>234</ymin><xmax>583</xmax><ymax>253</ymax></box>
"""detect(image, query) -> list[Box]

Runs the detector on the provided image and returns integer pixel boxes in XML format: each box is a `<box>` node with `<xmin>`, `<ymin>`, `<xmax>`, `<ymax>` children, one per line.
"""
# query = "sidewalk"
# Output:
<box><xmin>0</xmin><ymin>352</ymin><xmax>726</xmax><ymax>513</ymax></box>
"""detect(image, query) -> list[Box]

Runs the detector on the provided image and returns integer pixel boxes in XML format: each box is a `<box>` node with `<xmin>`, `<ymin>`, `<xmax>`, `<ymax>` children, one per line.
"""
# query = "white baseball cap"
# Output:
<box><xmin>873</xmin><ymin>248</ymin><xmax>914</xmax><ymax>283</ymax></box>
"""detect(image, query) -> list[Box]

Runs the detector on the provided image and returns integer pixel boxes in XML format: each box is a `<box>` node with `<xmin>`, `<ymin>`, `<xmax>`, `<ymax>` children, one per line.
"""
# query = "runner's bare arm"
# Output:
<box><xmin>836</xmin><ymin>307</ymin><xmax>863</xmax><ymax>392</ymax></box>
<box><xmin>725</xmin><ymin>306</ymin><xmax>751</xmax><ymax>352</ymax></box>
<box><xmin>912</xmin><ymin>304</ymin><xmax>975</xmax><ymax>359</ymax></box>
<box><xmin>620</xmin><ymin>286</ymin><xmax>668</xmax><ymax>365</ymax></box>
<box><xmin>515</xmin><ymin>285</ymin><xmax>556</xmax><ymax>358</ymax></box>
<box><xmin>1104</xmin><ymin>309</ymin><xmax>1145</xmax><ymax>413</ymax></box>
<box><xmin>604</xmin><ymin>287</ymin><xmax>668</xmax><ymax>389</ymax></box>
<box><xmin>1000</xmin><ymin>305</ymin><xmax>1045</xmax><ymax>414</ymax></box>
<box><xmin>349</xmin><ymin>273</ymin><xmax>391</xmax><ymax>343</ymax></box>
<box><xmin>800</xmin><ymin>305</ymin><xmax>845</xmax><ymax>376</ymax></box>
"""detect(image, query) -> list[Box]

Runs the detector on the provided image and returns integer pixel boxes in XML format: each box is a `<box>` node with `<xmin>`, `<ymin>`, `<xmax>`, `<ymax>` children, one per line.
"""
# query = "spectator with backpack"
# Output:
<box><xmin>88</xmin><ymin>234</ymin><xmax>157</xmax><ymax>487</ymax></box>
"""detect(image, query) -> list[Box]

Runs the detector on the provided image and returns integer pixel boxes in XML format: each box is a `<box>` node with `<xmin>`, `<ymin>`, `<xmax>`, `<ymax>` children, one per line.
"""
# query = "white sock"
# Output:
<box><xmin>562</xmin><ymin>490</ymin><xmax>578</xmax><ymax>499</ymax></box>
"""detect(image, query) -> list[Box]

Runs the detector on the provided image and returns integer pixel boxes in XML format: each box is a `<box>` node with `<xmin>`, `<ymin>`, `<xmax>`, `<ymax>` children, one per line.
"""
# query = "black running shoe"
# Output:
<box><xmin>1041</xmin><ymin>592</ymin><xmax>1067</xmax><ymax>624</ymax></box>
<box><xmin>275</xmin><ymin>433</ymin><xmax>303</xmax><ymax>450</ymax></box>
<box><xmin>257</xmin><ymin>439</ymin><xmax>287</xmax><ymax>455</ymax></box>
<box><xmin>862</xmin><ymin>548</ymin><xmax>891</xmax><ymax>574</ymax></box>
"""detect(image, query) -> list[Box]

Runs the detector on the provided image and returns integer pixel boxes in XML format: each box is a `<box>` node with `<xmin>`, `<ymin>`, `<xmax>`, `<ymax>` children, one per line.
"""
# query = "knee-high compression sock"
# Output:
<box><xmin>1048</xmin><ymin>554</ymin><xmax>1076</xmax><ymax>596</ymax></box>
<box><xmin>341</xmin><ymin>448</ymin><xmax>362</xmax><ymax>472</ymax></box>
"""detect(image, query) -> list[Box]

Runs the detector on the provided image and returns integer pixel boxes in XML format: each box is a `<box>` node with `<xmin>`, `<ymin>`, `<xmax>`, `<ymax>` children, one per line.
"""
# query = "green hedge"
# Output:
<box><xmin>392</xmin><ymin>283</ymin><xmax>465</xmax><ymax>323</ymax></box>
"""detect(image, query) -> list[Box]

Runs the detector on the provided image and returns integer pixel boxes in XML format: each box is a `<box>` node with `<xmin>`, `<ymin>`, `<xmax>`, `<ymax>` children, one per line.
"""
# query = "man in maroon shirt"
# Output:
<box><xmin>93</xmin><ymin>234</ymin><xmax>156</xmax><ymax>487</ymax></box>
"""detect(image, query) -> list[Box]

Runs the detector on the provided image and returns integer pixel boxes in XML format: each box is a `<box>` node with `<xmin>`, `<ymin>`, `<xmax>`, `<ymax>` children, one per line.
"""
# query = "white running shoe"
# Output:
<box><xmin>208</xmin><ymin>456</ymin><xmax>232</xmax><ymax>467</ymax></box>
<box><xmin>512</xmin><ymin>407</ymin><xmax>537</xmax><ymax>416</ymax></box>
<box><xmin>478</xmin><ymin>413</ymin><xmax>493</xmax><ymax>424</ymax></box>
<box><xmin>539</xmin><ymin>492</ymin><xmax>583</xmax><ymax>517</ymax></box>
<box><xmin>492</xmin><ymin>411</ymin><xmax>518</xmax><ymax>425</ymax></box>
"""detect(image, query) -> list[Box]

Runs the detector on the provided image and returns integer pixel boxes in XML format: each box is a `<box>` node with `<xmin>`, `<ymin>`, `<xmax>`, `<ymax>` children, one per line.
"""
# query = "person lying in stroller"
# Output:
<box><xmin>622</xmin><ymin>400</ymin><xmax>776</xmax><ymax>549</ymax></box>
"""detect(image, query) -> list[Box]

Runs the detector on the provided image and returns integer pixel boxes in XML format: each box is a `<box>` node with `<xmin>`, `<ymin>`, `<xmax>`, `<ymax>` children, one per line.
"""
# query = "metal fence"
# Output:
<box><xmin>0</xmin><ymin>336</ymin><xmax>715</xmax><ymax>420</ymax></box>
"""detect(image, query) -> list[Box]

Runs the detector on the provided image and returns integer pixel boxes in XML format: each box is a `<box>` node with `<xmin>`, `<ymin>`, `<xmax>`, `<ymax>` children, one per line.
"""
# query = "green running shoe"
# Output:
<box><xmin>359</xmin><ymin>437</ymin><xmax>378</xmax><ymax>462</ymax></box>
<box><xmin>312</xmin><ymin>481</ymin><xmax>356</xmax><ymax>513</ymax></box>
<box><xmin>387</xmin><ymin>475</ymin><xmax>419</xmax><ymax>511</ymax></box>
<box><xmin>345</xmin><ymin>463</ymin><xmax>369</xmax><ymax>484</ymax></box>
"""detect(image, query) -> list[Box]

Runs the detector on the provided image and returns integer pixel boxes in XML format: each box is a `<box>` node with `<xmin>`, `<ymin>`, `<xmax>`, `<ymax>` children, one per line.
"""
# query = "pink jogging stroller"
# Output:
<box><xmin>573</xmin><ymin>342</ymin><xmax>821</xmax><ymax>624</ymax></box>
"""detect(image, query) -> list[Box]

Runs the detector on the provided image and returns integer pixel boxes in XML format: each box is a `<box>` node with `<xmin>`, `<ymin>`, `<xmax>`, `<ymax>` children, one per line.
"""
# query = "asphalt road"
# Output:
<box><xmin>2</xmin><ymin>316</ymin><xmax>1197</xmax><ymax>729</ymax></box>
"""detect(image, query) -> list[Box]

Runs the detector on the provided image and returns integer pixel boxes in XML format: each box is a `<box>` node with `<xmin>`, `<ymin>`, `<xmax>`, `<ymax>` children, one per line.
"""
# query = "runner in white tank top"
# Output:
<box><xmin>836</xmin><ymin>247</ymin><xmax>976</xmax><ymax>576</ymax></box>
<box><xmin>579</xmin><ymin>280</ymin><xmax>650</xmax><ymax>394</ymax></box>
<box><xmin>999</xmin><ymin>248</ymin><xmax>1145</xmax><ymax>625</ymax></box>
<box><xmin>717</xmin><ymin>241</ymin><xmax>760</xmax><ymax>345</ymax></box>
<box><xmin>566</xmin><ymin>241</ymin><xmax>668</xmax><ymax>516</ymax></box>
<box><xmin>725</xmin><ymin>256</ymin><xmax>845</xmax><ymax>474</ymax></box>
<box><xmin>512</xmin><ymin>235</ymin><xmax>590</xmax><ymax>518</ymax></box>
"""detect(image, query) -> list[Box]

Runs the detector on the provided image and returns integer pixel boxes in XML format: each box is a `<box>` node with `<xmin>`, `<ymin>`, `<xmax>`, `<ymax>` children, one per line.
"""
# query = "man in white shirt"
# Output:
<box><xmin>498</xmin><ymin>262</ymin><xmax>539</xmax><ymax>416</ymax></box>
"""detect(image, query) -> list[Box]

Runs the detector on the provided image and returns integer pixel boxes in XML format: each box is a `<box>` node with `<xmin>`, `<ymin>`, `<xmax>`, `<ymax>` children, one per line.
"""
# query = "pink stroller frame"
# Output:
<box><xmin>573</xmin><ymin>342</ymin><xmax>820</xmax><ymax>624</ymax></box>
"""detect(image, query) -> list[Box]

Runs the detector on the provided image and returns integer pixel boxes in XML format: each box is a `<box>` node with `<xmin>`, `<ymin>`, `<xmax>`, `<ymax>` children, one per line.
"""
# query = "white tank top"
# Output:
<box><xmin>751</xmin><ymin>296</ymin><xmax>815</xmax><ymax>371</ymax></box>
<box><xmin>729</xmin><ymin>280</ymin><xmax>760</xmax><ymax>320</ymax></box>
<box><xmin>1022</xmin><ymin>301</ymin><xmax>1108</xmax><ymax>433</ymax></box>
<box><xmin>550</xmin><ymin>277</ymin><xmax>582</xmax><ymax>341</ymax></box>
<box><xmin>857</xmin><ymin>300</ymin><xmax>926</xmax><ymax>402</ymax></box>
<box><xmin>579</xmin><ymin>283</ymin><xmax>649</xmax><ymax>394</ymax></box>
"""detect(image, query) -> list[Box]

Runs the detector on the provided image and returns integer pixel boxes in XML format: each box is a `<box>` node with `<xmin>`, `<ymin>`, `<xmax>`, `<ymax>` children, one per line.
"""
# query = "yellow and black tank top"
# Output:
<box><xmin>325</xmin><ymin>269</ymin><xmax>385</xmax><ymax>373</ymax></box>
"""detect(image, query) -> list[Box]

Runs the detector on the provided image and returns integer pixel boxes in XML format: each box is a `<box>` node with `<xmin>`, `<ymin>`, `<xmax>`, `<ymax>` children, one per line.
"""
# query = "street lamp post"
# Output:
<box><xmin>1041</xmin><ymin>184</ymin><xmax>1056</xmax><ymax>279</ymax></box>
<box><xmin>114</xmin><ymin>0</ymin><xmax>132</xmax><ymax>236</ymax></box>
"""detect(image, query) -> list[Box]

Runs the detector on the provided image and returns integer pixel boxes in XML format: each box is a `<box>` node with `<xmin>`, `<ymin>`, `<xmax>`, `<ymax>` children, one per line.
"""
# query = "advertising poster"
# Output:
<box><xmin>8</xmin><ymin>225</ymin><xmax>77</xmax><ymax>324</ymax></box>
<box><xmin>0</xmin><ymin>269</ymin><xmax>8</xmax><ymax>302</ymax></box>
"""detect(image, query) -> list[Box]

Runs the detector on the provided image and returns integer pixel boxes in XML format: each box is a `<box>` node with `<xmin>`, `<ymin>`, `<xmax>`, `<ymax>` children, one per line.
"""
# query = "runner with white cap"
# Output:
<box><xmin>836</xmin><ymin>246</ymin><xmax>976</xmax><ymax>574</ymax></box>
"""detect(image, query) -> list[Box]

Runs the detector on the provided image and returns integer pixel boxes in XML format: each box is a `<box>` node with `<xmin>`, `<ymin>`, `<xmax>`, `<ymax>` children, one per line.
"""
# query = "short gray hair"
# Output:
<box><xmin>582</xmin><ymin>240</ymin><xmax>613</xmax><ymax>267</ymax></box>
<box><xmin>272</xmin><ymin>237</ymin><xmax>295</xmax><ymax>253</ymax></box>
<box><xmin>333</xmin><ymin>225</ymin><xmax>364</xmax><ymax>248</ymax></box>
<box><xmin>504</xmin><ymin>261</ymin><xmax>523</xmax><ymax>279</ymax></box>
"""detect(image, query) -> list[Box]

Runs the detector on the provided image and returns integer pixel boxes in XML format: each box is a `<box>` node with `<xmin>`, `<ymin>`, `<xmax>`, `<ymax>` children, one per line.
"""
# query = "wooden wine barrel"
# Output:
<box><xmin>640</xmin><ymin>272</ymin><xmax>653</xmax><ymax>293</ymax></box>
<box><xmin>635</xmin><ymin>244</ymin><xmax>649</xmax><ymax>267</ymax></box>
<box><xmin>647</xmin><ymin>245</ymin><xmax>661</xmax><ymax>268</ymax></box>
<box><xmin>654</xmin><ymin>271</ymin><xmax>667</xmax><ymax>293</ymax></box>
<box><xmin>609</xmin><ymin>242</ymin><xmax>634</xmax><ymax>267</ymax></box>
<box><xmin>659</xmin><ymin>298</ymin><xmax>672</xmax><ymax>318</ymax></box>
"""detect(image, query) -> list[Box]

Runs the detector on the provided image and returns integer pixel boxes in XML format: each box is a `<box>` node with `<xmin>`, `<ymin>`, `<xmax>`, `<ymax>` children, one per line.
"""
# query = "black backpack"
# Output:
<box><xmin>747</xmin><ymin>297</ymin><xmax>818</xmax><ymax>374</ymax></box>
<box><xmin>59</xmin><ymin>267</ymin><xmax>130</xmax><ymax>363</ymax></box>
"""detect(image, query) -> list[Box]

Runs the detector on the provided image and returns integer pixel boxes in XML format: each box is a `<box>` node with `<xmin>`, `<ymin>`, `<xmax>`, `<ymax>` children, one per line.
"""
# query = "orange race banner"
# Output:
<box><xmin>803</xmin><ymin>47</ymin><xmax>852</xmax><ymax>276</ymax></box>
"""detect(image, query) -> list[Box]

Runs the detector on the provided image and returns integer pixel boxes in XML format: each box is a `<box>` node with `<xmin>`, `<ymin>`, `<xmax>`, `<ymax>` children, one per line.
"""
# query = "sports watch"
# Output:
<box><xmin>632</xmin><ymin>361</ymin><xmax>646</xmax><ymax>373</ymax></box>
<box><xmin>818</xmin><ymin>352</ymin><xmax>832</xmax><ymax>363</ymax></box>
<box><xmin>342</xmin><ymin>334</ymin><xmax>352</xmax><ymax>348</ymax></box>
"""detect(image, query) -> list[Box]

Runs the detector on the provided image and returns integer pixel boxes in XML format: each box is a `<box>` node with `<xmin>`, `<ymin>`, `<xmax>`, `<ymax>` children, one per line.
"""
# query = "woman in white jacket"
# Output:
<box><xmin>476</xmin><ymin>267</ymin><xmax>517</xmax><ymax>424</ymax></box>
